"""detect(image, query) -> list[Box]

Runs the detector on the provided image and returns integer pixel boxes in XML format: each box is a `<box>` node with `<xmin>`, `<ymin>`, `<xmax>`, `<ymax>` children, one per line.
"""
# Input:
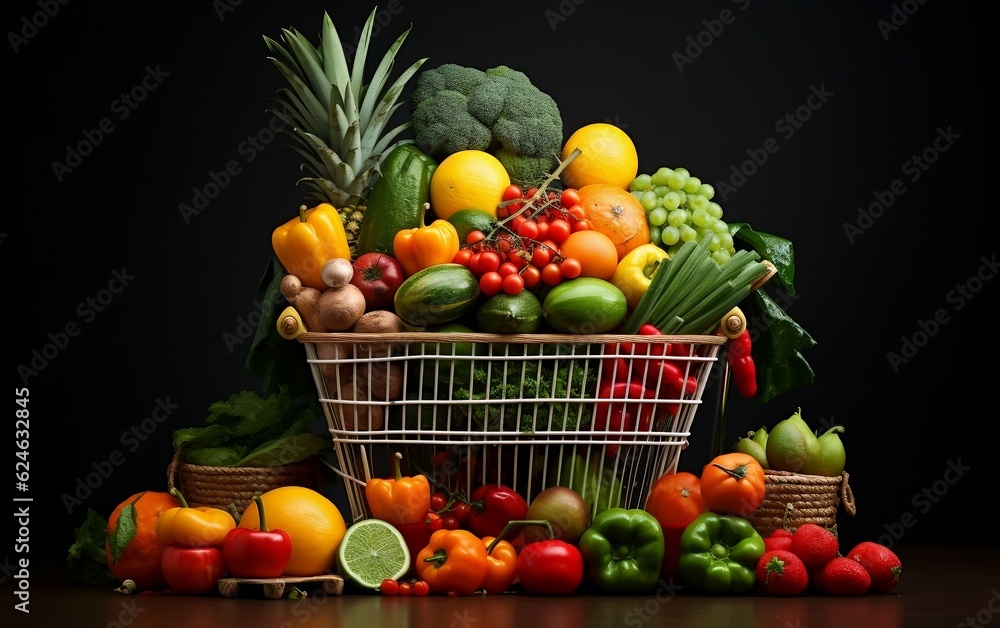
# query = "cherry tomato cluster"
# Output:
<box><xmin>427</xmin><ymin>489</ymin><xmax>473</xmax><ymax>530</ymax></box>
<box><xmin>452</xmin><ymin>185</ymin><xmax>591</xmax><ymax>296</ymax></box>
<box><xmin>379</xmin><ymin>577</ymin><xmax>430</xmax><ymax>597</ymax></box>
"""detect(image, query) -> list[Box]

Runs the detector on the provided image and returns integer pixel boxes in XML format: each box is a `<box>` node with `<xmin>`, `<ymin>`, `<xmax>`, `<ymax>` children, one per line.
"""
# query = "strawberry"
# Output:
<box><xmin>755</xmin><ymin>550</ymin><xmax>809</xmax><ymax>596</ymax></box>
<box><xmin>813</xmin><ymin>556</ymin><xmax>871</xmax><ymax>596</ymax></box>
<box><xmin>789</xmin><ymin>523</ymin><xmax>839</xmax><ymax>573</ymax></box>
<box><xmin>846</xmin><ymin>541</ymin><xmax>902</xmax><ymax>593</ymax></box>
<box><xmin>764</xmin><ymin>528</ymin><xmax>793</xmax><ymax>553</ymax></box>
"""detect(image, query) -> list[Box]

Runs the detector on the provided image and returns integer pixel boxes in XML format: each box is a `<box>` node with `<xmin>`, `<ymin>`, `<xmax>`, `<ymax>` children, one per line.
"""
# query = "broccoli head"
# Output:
<box><xmin>410</xmin><ymin>63</ymin><xmax>564</xmax><ymax>184</ymax></box>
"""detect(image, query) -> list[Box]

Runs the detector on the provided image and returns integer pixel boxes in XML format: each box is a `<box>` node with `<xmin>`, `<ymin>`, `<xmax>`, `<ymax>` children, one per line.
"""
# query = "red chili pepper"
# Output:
<box><xmin>466</xmin><ymin>484</ymin><xmax>529</xmax><ymax>540</ymax></box>
<box><xmin>727</xmin><ymin>329</ymin><xmax>757</xmax><ymax>398</ymax></box>
<box><xmin>221</xmin><ymin>495</ymin><xmax>292</xmax><ymax>579</ymax></box>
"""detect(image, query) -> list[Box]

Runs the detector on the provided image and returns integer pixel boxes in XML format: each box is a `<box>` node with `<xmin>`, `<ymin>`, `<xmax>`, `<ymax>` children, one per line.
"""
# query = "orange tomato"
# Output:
<box><xmin>558</xmin><ymin>230</ymin><xmax>619</xmax><ymax>280</ymax></box>
<box><xmin>699</xmin><ymin>452</ymin><xmax>767</xmax><ymax>517</ymax></box>
<box><xmin>644</xmin><ymin>471</ymin><xmax>706</xmax><ymax>529</ymax></box>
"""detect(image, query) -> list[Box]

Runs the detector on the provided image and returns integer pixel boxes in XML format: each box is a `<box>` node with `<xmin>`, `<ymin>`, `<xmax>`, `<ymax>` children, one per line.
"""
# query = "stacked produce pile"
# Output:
<box><xmin>68</xmin><ymin>7</ymin><xmax>898</xmax><ymax>602</ymax></box>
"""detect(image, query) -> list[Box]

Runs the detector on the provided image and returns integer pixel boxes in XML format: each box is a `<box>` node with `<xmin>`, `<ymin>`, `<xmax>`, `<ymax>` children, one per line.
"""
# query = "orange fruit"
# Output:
<box><xmin>561</xmin><ymin>123</ymin><xmax>639</xmax><ymax>190</ymax></box>
<box><xmin>558</xmin><ymin>230</ymin><xmax>619</xmax><ymax>280</ymax></box>
<box><xmin>105</xmin><ymin>490</ymin><xmax>181</xmax><ymax>590</ymax></box>
<box><xmin>577</xmin><ymin>184</ymin><xmax>650</xmax><ymax>260</ymax></box>
<box><xmin>429</xmin><ymin>150</ymin><xmax>510</xmax><ymax>220</ymax></box>
<box><xmin>238</xmin><ymin>486</ymin><xmax>347</xmax><ymax>577</ymax></box>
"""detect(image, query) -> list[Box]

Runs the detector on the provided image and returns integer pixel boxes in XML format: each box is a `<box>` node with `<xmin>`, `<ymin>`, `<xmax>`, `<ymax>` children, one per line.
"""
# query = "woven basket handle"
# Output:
<box><xmin>166</xmin><ymin>447</ymin><xmax>183</xmax><ymax>492</ymax></box>
<box><xmin>840</xmin><ymin>471</ymin><xmax>856</xmax><ymax>516</ymax></box>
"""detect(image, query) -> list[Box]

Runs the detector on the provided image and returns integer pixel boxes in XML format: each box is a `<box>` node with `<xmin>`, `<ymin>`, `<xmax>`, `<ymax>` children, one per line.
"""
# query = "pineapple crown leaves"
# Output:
<box><xmin>263</xmin><ymin>7</ymin><xmax>428</xmax><ymax>206</ymax></box>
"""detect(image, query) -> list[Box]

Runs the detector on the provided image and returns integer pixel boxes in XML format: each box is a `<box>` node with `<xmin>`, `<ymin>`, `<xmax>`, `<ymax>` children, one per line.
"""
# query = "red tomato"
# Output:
<box><xmin>531</xmin><ymin>246</ymin><xmax>553</xmax><ymax>268</ymax></box>
<box><xmin>547</xmin><ymin>219</ymin><xmax>572</xmax><ymax>243</ymax></box>
<box><xmin>498</xmin><ymin>261</ymin><xmax>519</xmax><ymax>277</ymax></box>
<box><xmin>517</xmin><ymin>539</ymin><xmax>584</xmax><ymax>596</ymax></box>
<box><xmin>516</xmin><ymin>220</ymin><xmax>539</xmax><ymax>240</ymax></box>
<box><xmin>161</xmin><ymin>546</ymin><xmax>227</xmax><ymax>595</ymax></box>
<box><xmin>502</xmin><ymin>184</ymin><xmax>524</xmax><ymax>201</ymax></box>
<box><xmin>535</xmin><ymin>220</ymin><xmax>550</xmax><ymax>241</ymax></box>
<box><xmin>412</xmin><ymin>580</ymin><xmax>431</xmax><ymax>597</ymax></box>
<box><xmin>521</xmin><ymin>266</ymin><xmax>542</xmax><ymax>288</ymax></box>
<box><xmin>349</xmin><ymin>252</ymin><xmax>405</xmax><ymax>311</ymax></box>
<box><xmin>476</xmin><ymin>251</ymin><xmax>501</xmax><ymax>275</ymax></box>
<box><xmin>559</xmin><ymin>257</ymin><xmax>582</xmax><ymax>279</ymax></box>
<box><xmin>567</xmin><ymin>204</ymin><xmax>586</xmax><ymax>221</ymax></box>
<box><xmin>479</xmin><ymin>271</ymin><xmax>503</xmax><ymax>296</ymax></box>
<box><xmin>502</xmin><ymin>273</ymin><xmax>524</xmax><ymax>295</ymax></box>
<box><xmin>541</xmin><ymin>263</ymin><xmax>563</xmax><ymax>286</ymax></box>
<box><xmin>561</xmin><ymin>188</ymin><xmax>581</xmax><ymax>208</ymax></box>
<box><xmin>466</xmin><ymin>230</ymin><xmax>486</xmax><ymax>245</ymax></box>
<box><xmin>452</xmin><ymin>249</ymin><xmax>473</xmax><ymax>266</ymax></box>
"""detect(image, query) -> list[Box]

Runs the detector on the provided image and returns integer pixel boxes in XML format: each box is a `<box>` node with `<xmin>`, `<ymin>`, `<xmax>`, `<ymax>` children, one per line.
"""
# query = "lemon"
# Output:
<box><xmin>239</xmin><ymin>486</ymin><xmax>347</xmax><ymax>577</ymax></box>
<box><xmin>336</xmin><ymin>519</ymin><xmax>411</xmax><ymax>589</ymax></box>
<box><xmin>561</xmin><ymin>123</ymin><xmax>639</xmax><ymax>190</ymax></box>
<box><xmin>429</xmin><ymin>150</ymin><xmax>510</xmax><ymax>220</ymax></box>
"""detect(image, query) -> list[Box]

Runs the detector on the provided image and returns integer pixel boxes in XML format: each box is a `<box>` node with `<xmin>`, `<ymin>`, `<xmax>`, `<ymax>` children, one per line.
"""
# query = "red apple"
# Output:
<box><xmin>350</xmin><ymin>252</ymin><xmax>404</xmax><ymax>310</ymax></box>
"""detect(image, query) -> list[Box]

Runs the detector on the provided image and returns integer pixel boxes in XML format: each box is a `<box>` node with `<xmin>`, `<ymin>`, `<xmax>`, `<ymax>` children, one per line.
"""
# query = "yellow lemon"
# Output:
<box><xmin>239</xmin><ymin>486</ymin><xmax>347</xmax><ymax>577</ymax></box>
<box><xmin>429</xmin><ymin>150</ymin><xmax>510</xmax><ymax>220</ymax></box>
<box><xmin>561</xmin><ymin>123</ymin><xmax>639</xmax><ymax>191</ymax></box>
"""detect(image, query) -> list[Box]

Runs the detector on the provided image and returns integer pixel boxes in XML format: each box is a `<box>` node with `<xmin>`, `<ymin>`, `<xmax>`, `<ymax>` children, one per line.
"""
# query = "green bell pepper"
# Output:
<box><xmin>578</xmin><ymin>507</ymin><xmax>665</xmax><ymax>594</ymax></box>
<box><xmin>677</xmin><ymin>512</ymin><xmax>765</xmax><ymax>594</ymax></box>
<box><xmin>555</xmin><ymin>452</ymin><xmax>623</xmax><ymax>518</ymax></box>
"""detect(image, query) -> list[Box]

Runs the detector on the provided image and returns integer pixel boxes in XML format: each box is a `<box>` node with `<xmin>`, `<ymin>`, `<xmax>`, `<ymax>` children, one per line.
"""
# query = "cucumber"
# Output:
<box><xmin>448</xmin><ymin>209</ymin><xmax>499</xmax><ymax>243</ymax></box>
<box><xmin>357</xmin><ymin>144</ymin><xmax>437</xmax><ymax>256</ymax></box>
<box><xmin>542</xmin><ymin>278</ymin><xmax>627</xmax><ymax>334</ymax></box>
<box><xmin>475</xmin><ymin>290</ymin><xmax>543</xmax><ymax>334</ymax></box>
<box><xmin>394</xmin><ymin>264</ymin><xmax>481</xmax><ymax>327</ymax></box>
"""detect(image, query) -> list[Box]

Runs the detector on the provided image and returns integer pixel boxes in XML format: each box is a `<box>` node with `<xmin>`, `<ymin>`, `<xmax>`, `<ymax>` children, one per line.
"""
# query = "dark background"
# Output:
<box><xmin>5</xmin><ymin>0</ymin><xmax>994</xmax><ymax>583</ymax></box>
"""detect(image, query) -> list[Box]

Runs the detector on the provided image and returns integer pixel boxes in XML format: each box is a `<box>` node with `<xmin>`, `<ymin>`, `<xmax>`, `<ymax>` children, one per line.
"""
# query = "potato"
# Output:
<box><xmin>352</xmin><ymin>310</ymin><xmax>405</xmax><ymax>358</ymax></box>
<box><xmin>337</xmin><ymin>381</ymin><xmax>385</xmax><ymax>432</ymax></box>
<box><xmin>360</xmin><ymin>362</ymin><xmax>404</xmax><ymax>400</ymax></box>
<box><xmin>316</xmin><ymin>342</ymin><xmax>354</xmax><ymax>381</ymax></box>
<box><xmin>280</xmin><ymin>274</ymin><xmax>326</xmax><ymax>332</ymax></box>
<box><xmin>318</xmin><ymin>284</ymin><xmax>367</xmax><ymax>331</ymax></box>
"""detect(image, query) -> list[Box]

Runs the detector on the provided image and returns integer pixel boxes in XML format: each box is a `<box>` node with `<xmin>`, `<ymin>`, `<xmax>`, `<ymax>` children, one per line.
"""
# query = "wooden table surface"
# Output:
<box><xmin>18</xmin><ymin>545</ymin><xmax>998</xmax><ymax>627</ymax></box>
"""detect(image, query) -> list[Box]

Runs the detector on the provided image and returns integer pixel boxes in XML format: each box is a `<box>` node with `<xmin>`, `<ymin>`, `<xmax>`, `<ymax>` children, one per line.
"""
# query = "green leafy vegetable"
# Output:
<box><xmin>173</xmin><ymin>387</ymin><xmax>330</xmax><ymax>467</ymax></box>
<box><xmin>395</xmin><ymin>345</ymin><xmax>599</xmax><ymax>433</ymax></box>
<box><xmin>729</xmin><ymin>223</ymin><xmax>817</xmax><ymax>401</ymax></box>
<box><xmin>67</xmin><ymin>508</ymin><xmax>115</xmax><ymax>585</ymax></box>
<box><xmin>107</xmin><ymin>494</ymin><xmax>141</xmax><ymax>563</ymax></box>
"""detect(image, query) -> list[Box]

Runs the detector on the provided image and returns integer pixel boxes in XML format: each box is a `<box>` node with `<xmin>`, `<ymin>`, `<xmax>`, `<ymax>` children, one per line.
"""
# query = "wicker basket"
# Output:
<box><xmin>166</xmin><ymin>449</ymin><xmax>323</xmax><ymax>520</ymax></box>
<box><xmin>746</xmin><ymin>469</ymin><xmax>856</xmax><ymax>536</ymax></box>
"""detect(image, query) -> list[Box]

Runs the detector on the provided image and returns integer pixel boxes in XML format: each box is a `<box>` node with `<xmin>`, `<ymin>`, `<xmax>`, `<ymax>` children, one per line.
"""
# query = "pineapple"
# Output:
<box><xmin>264</xmin><ymin>8</ymin><xmax>427</xmax><ymax>256</ymax></box>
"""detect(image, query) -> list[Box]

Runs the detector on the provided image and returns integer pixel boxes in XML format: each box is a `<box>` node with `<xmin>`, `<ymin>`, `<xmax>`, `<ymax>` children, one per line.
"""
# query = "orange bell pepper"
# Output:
<box><xmin>364</xmin><ymin>452</ymin><xmax>431</xmax><ymax>526</ymax></box>
<box><xmin>154</xmin><ymin>488</ymin><xmax>236</xmax><ymax>547</ymax></box>
<box><xmin>271</xmin><ymin>202</ymin><xmax>352</xmax><ymax>290</ymax></box>
<box><xmin>416</xmin><ymin>529</ymin><xmax>488</xmax><ymax>595</ymax></box>
<box><xmin>481</xmin><ymin>535</ymin><xmax>518</xmax><ymax>594</ymax></box>
<box><xmin>392</xmin><ymin>217</ymin><xmax>459</xmax><ymax>277</ymax></box>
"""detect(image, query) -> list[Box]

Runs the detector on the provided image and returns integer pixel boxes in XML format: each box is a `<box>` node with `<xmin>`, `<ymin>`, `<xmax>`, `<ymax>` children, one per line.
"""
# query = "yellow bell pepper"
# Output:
<box><xmin>393</xmin><ymin>218</ymin><xmax>459</xmax><ymax>277</ymax></box>
<box><xmin>610</xmin><ymin>243</ymin><xmax>670</xmax><ymax>311</ymax></box>
<box><xmin>154</xmin><ymin>488</ymin><xmax>236</xmax><ymax>547</ymax></box>
<box><xmin>271</xmin><ymin>203</ymin><xmax>351</xmax><ymax>290</ymax></box>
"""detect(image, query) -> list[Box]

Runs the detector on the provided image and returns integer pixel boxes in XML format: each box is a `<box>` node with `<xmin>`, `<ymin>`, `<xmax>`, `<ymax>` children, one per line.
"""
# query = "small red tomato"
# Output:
<box><xmin>479</xmin><ymin>271</ymin><xmax>503</xmax><ymax>296</ymax></box>
<box><xmin>572</xmin><ymin>219</ymin><xmax>591</xmax><ymax>232</ymax></box>
<box><xmin>567</xmin><ymin>204</ymin><xmax>586</xmax><ymax>221</ymax></box>
<box><xmin>397</xmin><ymin>581</ymin><xmax>413</xmax><ymax>596</ymax></box>
<box><xmin>541</xmin><ymin>263</ymin><xmax>563</xmax><ymax>286</ymax></box>
<box><xmin>452</xmin><ymin>248</ymin><xmax>473</xmax><ymax>266</ymax></box>
<box><xmin>516</xmin><ymin>220</ymin><xmax>539</xmax><ymax>240</ymax></box>
<box><xmin>441</xmin><ymin>515</ymin><xmax>460</xmax><ymax>530</ymax></box>
<box><xmin>412</xmin><ymin>580</ymin><xmax>431</xmax><ymax>597</ymax></box>
<box><xmin>430</xmin><ymin>492</ymin><xmax>448</xmax><ymax>511</ymax></box>
<box><xmin>498</xmin><ymin>261</ymin><xmax>519</xmax><ymax>277</ymax></box>
<box><xmin>502</xmin><ymin>184</ymin><xmax>523</xmax><ymax>202</ymax></box>
<box><xmin>380</xmin><ymin>578</ymin><xmax>399</xmax><ymax>596</ymax></box>
<box><xmin>450</xmin><ymin>502</ymin><xmax>472</xmax><ymax>524</ymax></box>
<box><xmin>502</xmin><ymin>273</ymin><xmax>524</xmax><ymax>295</ymax></box>
<box><xmin>535</xmin><ymin>220</ymin><xmax>550</xmax><ymax>241</ymax></box>
<box><xmin>559</xmin><ymin>257</ymin><xmax>582</xmax><ymax>279</ymax></box>
<box><xmin>477</xmin><ymin>251</ymin><xmax>501</xmax><ymax>275</ymax></box>
<box><xmin>531</xmin><ymin>246</ymin><xmax>553</xmax><ymax>268</ymax></box>
<box><xmin>521</xmin><ymin>265</ymin><xmax>542</xmax><ymax>288</ymax></box>
<box><xmin>466</xmin><ymin>230</ymin><xmax>486</xmax><ymax>245</ymax></box>
<box><xmin>547</xmin><ymin>219</ymin><xmax>572</xmax><ymax>243</ymax></box>
<box><xmin>561</xmin><ymin>188</ymin><xmax>581</xmax><ymax>208</ymax></box>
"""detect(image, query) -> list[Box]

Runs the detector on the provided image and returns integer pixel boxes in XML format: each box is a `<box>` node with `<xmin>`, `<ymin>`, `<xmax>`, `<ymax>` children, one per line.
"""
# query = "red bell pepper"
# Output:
<box><xmin>466</xmin><ymin>484</ymin><xmax>529</xmax><ymax>540</ymax></box>
<box><xmin>493</xmin><ymin>520</ymin><xmax>584</xmax><ymax>596</ymax></box>
<box><xmin>727</xmin><ymin>328</ymin><xmax>757</xmax><ymax>397</ymax></box>
<box><xmin>161</xmin><ymin>546</ymin><xmax>227</xmax><ymax>595</ymax></box>
<box><xmin>221</xmin><ymin>495</ymin><xmax>292</xmax><ymax>579</ymax></box>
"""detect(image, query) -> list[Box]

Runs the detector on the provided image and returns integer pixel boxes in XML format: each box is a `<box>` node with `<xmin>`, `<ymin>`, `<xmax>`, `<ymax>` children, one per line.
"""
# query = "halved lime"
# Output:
<box><xmin>336</xmin><ymin>519</ymin><xmax>411</xmax><ymax>589</ymax></box>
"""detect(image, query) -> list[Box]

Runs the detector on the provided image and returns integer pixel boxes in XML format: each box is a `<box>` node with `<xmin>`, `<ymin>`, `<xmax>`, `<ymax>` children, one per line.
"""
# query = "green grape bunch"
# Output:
<box><xmin>630</xmin><ymin>167</ymin><xmax>736</xmax><ymax>265</ymax></box>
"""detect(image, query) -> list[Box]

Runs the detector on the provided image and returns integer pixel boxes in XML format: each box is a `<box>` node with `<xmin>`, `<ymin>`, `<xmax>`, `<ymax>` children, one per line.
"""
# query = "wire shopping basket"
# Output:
<box><xmin>301</xmin><ymin>330</ymin><xmax>727</xmax><ymax>523</ymax></box>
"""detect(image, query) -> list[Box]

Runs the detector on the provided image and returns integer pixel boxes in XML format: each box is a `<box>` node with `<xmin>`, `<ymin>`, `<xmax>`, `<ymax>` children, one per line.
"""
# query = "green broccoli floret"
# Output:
<box><xmin>410</xmin><ymin>63</ymin><xmax>564</xmax><ymax>184</ymax></box>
